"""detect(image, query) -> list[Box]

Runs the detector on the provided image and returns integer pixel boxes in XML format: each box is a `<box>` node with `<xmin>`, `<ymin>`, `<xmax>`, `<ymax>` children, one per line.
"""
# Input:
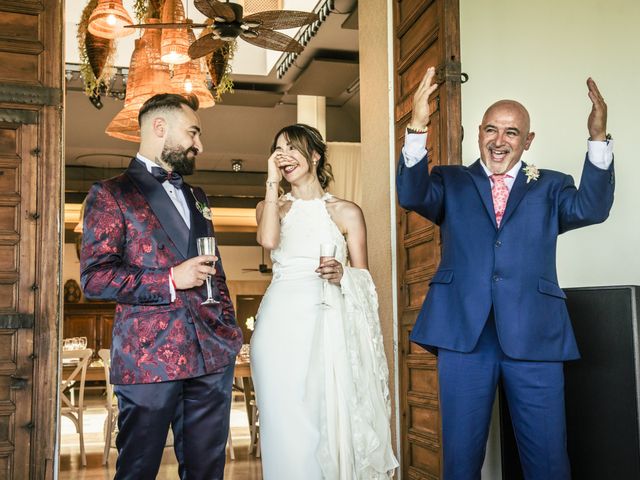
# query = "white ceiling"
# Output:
<box><xmin>65</xmin><ymin>0</ymin><xmax>360</xmax><ymax>175</ymax></box>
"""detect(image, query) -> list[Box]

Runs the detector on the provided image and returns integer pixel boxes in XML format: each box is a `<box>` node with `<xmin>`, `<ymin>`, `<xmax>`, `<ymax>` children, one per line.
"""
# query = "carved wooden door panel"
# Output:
<box><xmin>393</xmin><ymin>0</ymin><xmax>463</xmax><ymax>478</ymax></box>
<box><xmin>0</xmin><ymin>1</ymin><xmax>63</xmax><ymax>478</ymax></box>
<box><xmin>0</xmin><ymin>121</ymin><xmax>37</xmax><ymax>479</ymax></box>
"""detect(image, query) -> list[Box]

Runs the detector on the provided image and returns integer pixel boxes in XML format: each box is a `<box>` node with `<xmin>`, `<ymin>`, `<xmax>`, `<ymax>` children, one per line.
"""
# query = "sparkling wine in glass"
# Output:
<box><xmin>319</xmin><ymin>243</ymin><xmax>337</xmax><ymax>308</ymax></box>
<box><xmin>196</xmin><ymin>237</ymin><xmax>220</xmax><ymax>305</ymax></box>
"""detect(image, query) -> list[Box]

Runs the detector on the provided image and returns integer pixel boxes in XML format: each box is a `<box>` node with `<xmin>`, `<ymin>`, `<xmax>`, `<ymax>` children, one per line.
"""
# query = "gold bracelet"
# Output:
<box><xmin>407</xmin><ymin>125</ymin><xmax>428</xmax><ymax>134</ymax></box>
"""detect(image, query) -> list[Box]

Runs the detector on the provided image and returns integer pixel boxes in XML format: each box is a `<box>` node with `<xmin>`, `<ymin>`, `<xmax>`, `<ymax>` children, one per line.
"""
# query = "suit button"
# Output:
<box><xmin>495</xmin><ymin>240</ymin><xmax>502</xmax><ymax>247</ymax></box>
<box><xmin>493</xmin><ymin>275</ymin><xmax>500</xmax><ymax>282</ymax></box>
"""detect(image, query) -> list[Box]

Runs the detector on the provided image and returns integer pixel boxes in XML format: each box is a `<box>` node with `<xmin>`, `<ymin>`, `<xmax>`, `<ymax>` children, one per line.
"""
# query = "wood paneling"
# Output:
<box><xmin>0</xmin><ymin>12</ymin><xmax>39</xmax><ymax>42</ymax></box>
<box><xmin>0</xmin><ymin>52</ymin><xmax>39</xmax><ymax>84</ymax></box>
<box><xmin>394</xmin><ymin>0</ymin><xmax>462</xmax><ymax>477</ymax></box>
<box><xmin>0</xmin><ymin>1</ymin><xmax>63</xmax><ymax>478</ymax></box>
<box><xmin>63</xmin><ymin>303</ymin><xmax>116</xmax><ymax>355</ymax></box>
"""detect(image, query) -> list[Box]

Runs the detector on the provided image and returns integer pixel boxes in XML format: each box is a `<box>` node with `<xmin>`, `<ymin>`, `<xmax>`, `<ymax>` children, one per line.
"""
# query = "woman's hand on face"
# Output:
<box><xmin>267</xmin><ymin>150</ymin><xmax>283</xmax><ymax>183</ymax></box>
<box><xmin>316</xmin><ymin>258</ymin><xmax>344</xmax><ymax>285</ymax></box>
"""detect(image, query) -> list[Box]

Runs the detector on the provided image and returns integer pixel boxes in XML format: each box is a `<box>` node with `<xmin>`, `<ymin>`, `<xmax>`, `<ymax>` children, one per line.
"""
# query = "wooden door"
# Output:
<box><xmin>393</xmin><ymin>0</ymin><xmax>463</xmax><ymax>477</ymax></box>
<box><xmin>0</xmin><ymin>1</ymin><xmax>63</xmax><ymax>478</ymax></box>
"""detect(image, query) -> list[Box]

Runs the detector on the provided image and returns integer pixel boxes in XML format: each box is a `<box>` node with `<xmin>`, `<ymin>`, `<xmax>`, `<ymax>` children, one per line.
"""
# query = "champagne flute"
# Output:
<box><xmin>196</xmin><ymin>237</ymin><xmax>220</xmax><ymax>305</ymax></box>
<box><xmin>319</xmin><ymin>243</ymin><xmax>337</xmax><ymax>308</ymax></box>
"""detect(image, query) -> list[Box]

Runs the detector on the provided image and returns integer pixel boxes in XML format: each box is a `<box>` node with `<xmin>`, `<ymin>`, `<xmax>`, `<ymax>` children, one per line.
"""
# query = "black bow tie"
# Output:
<box><xmin>150</xmin><ymin>166</ymin><xmax>184</xmax><ymax>189</ymax></box>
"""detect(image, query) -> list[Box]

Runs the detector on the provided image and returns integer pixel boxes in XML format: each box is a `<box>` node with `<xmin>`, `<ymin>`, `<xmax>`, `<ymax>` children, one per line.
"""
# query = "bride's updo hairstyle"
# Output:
<box><xmin>271</xmin><ymin>123</ymin><xmax>334</xmax><ymax>189</ymax></box>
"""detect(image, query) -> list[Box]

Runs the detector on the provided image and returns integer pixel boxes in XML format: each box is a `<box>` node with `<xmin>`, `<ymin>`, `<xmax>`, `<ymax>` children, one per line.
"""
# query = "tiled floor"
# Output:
<box><xmin>59</xmin><ymin>392</ymin><xmax>262</xmax><ymax>479</ymax></box>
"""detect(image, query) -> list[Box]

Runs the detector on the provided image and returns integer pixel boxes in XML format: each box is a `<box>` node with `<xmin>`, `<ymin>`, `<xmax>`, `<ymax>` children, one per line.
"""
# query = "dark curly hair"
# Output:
<box><xmin>271</xmin><ymin>123</ymin><xmax>333</xmax><ymax>189</ymax></box>
<box><xmin>138</xmin><ymin>93</ymin><xmax>199</xmax><ymax>126</ymax></box>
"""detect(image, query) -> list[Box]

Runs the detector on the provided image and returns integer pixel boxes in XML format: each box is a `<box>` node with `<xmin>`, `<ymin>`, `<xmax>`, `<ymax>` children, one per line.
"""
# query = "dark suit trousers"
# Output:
<box><xmin>113</xmin><ymin>364</ymin><xmax>234</xmax><ymax>480</ymax></box>
<box><xmin>437</xmin><ymin>315</ymin><xmax>570</xmax><ymax>480</ymax></box>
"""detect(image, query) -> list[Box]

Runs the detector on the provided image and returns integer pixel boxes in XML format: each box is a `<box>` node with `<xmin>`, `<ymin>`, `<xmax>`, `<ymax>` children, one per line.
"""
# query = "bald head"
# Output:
<box><xmin>483</xmin><ymin>100</ymin><xmax>531</xmax><ymax>133</ymax></box>
<box><xmin>478</xmin><ymin>99</ymin><xmax>535</xmax><ymax>174</ymax></box>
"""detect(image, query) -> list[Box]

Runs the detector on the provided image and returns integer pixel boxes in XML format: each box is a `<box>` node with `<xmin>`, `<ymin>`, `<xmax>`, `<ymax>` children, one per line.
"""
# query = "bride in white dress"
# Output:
<box><xmin>250</xmin><ymin>124</ymin><xmax>398</xmax><ymax>479</ymax></box>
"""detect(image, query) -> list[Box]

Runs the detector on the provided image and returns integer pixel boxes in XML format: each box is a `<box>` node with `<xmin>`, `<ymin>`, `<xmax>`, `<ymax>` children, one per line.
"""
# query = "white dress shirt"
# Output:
<box><xmin>401</xmin><ymin>131</ymin><xmax>614</xmax><ymax>176</ymax></box>
<box><xmin>136</xmin><ymin>153</ymin><xmax>191</xmax><ymax>228</ymax></box>
<box><xmin>136</xmin><ymin>153</ymin><xmax>189</xmax><ymax>301</ymax></box>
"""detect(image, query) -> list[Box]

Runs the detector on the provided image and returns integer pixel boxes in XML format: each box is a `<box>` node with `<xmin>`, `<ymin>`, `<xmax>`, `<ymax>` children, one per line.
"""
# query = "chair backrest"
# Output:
<box><xmin>60</xmin><ymin>348</ymin><xmax>93</xmax><ymax>411</ymax></box>
<box><xmin>97</xmin><ymin>348</ymin><xmax>116</xmax><ymax>409</ymax></box>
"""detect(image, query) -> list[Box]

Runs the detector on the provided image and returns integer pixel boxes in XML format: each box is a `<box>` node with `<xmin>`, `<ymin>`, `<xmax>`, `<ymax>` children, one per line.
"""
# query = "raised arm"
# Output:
<box><xmin>408</xmin><ymin>66</ymin><xmax>439</xmax><ymax>131</ymax></box>
<box><xmin>587</xmin><ymin>77</ymin><xmax>607</xmax><ymax>141</ymax></box>
<box><xmin>396</xmin><ymin>66</ymin><xmax>446</xmax><ymax>223</ymax></box>
<box><xmin>256</xmin><ymin>150</ymin><xmax>283</xmax><ymax>250</ymax></box>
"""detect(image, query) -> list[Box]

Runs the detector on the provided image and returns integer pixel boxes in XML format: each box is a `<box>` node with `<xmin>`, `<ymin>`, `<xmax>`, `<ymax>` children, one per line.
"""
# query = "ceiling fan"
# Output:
<box><xmin>189</xmin><ymin>0</ymin><xmax>318</xmax><ymax>59</ymax></box>
<box><xmin>127</xmin><ymin>0</ymin><xmax>319</xmax><ymax>58</ymax></box>
<box><xmin>242</xmin><ymin>247</ymin><xmax>273</xmax><ymax>274</ymax></box>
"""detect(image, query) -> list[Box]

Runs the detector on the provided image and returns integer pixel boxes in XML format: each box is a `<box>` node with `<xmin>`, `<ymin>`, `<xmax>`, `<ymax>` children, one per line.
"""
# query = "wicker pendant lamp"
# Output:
<box><xmin>87</xmin><ymin>0</ymin><xmax>134</xmax><ymax>39</ymax></box>
<box><xmin>171</xmin><ymin>29</ymin><xmax>215</xmax><ymax>108</ymax></box>
<box><xmin>160</xmin><ymin>0</ymin><xmax>191</xmax><ymax>65</ymax></box>
<box><xmin>105</xmin><ymin>20</ymin><xmax>172</xmax><ymax>142</ymax></box>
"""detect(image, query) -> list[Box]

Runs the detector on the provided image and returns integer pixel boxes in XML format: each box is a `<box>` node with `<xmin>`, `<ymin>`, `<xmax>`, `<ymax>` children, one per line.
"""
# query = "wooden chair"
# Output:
<box><xmin>60</xmin><ymin>348</ymin><xmax>93</xmax><ymax>467</ymax></box>
<box><xmin>97</xmin><ymin>348</ymin><xmax>118</xmax><ymax>465</ymax></box>
<box><xmin>249</xmin><ymin>398</ymin><xmax>261</xmax><ymax>457</ymax></box>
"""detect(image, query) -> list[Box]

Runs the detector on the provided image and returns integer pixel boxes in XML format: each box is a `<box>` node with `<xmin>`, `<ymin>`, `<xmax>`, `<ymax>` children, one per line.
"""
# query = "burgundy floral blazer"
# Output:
<box><xmin>80</xmin><ymin>159</ymin><xmax>243</xmax><ymax>384</ymax></box>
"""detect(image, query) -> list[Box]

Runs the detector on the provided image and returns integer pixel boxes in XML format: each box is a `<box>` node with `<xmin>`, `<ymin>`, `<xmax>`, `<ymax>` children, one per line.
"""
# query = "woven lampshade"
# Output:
<box><xmin>88</xmin><ymin>0</ymin><xmax>134</xmax><ymax>39</ymax></box>
<box><xmin>171</xmin><ymin>30</ymin><xmax>215</xmax><ymax>108</ymax></box>
<box><xmin>106</xmin><ymin>21</ymin><xmax>172</xmax><ymax>142</ymax></box>
<box><xmin>160</xmin><ymin>0</ymin><xmax>191</xmax><ymax>65</ymax></box>
<box><xmin>243</xmin><ymin>0</ymin><xmax>283</xmax><ymax>15</ymax></box>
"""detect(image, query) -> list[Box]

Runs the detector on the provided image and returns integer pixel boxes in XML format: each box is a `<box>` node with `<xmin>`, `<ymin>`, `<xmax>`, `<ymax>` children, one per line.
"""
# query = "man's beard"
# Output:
<box><xmin>161</xmin><ymin>145</ymin><xmax>197</xmax><ymax>175</ymax></box>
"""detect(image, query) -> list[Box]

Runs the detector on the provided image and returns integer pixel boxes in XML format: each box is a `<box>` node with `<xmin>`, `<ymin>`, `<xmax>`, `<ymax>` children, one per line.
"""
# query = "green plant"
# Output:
<box><xmin>213</xmin><ymin>41</ymin><xmax>236</xmax><ymax>100</ymax></box>
<box><xmin>77</xmin><ymin>0</ymin><xmax>116</xmax><ymax>96</ymax></box>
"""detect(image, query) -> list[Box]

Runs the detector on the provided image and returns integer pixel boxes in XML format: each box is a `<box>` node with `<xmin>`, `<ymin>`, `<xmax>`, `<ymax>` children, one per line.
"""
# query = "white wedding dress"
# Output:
<box><xmin>251</xmin><ymin>193</ymin><xmax>398</xmax><ymax>480</ymax></box>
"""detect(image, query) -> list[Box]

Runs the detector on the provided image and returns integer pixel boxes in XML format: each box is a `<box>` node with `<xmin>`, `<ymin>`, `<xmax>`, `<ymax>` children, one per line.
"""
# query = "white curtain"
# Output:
<box><xmin>327</xmin><ymin>142</ymin><xmax>362</xmax><ymax>204</ymax></box>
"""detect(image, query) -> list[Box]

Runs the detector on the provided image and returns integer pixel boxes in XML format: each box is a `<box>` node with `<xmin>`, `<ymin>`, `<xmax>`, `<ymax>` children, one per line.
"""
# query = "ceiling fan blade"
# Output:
<box><xmin>241</xmin><ymin>28</ymin><xmax>303</xmax><ymax>54</ymax></box>
<box><xmin>125</xmin><ymin>22</ymin><xmax>209</xmax><ymax>29</ymax></box>
<box><xmin>243</xmin><ymin>11</ymin><xmax>318</xmax><ymax>30</ymax></box>
<box><xmin>188</xmin><ymin>33</ymin><xmax>226</xmax><ymax>59</ymax></box>
<box><xmin>194</xmin><ymin>0</ymin><xmax>237</xmax><ymax>22</ymax></box>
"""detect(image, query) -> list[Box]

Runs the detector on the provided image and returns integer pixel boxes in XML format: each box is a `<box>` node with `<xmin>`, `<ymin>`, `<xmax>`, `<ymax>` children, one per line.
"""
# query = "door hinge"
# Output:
<box><xmin>10</xmin><ymin>375</ymin><xmax>29</xmax><ymax>390</ymax></box>
<box><xmin>30</xmin><ymin>147</ymin><xmax>41</xmax><ymax>156</ymax></box>
<box><xmin>30</xmin><ymin>212</ymin><xmax>40</xmax><ymax>220</ymax></box>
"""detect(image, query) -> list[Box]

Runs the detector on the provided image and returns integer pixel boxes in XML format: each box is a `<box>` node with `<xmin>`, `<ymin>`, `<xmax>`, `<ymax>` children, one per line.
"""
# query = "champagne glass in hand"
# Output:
<box><xmin>196</xmin><ymin>237</ymin><xmax>220</xmax><ymax>305</ymax></box>
<box><xmin>319</xmin><ymin>243</ymin><xmax>337</xmax><ymax>308</ymax></box>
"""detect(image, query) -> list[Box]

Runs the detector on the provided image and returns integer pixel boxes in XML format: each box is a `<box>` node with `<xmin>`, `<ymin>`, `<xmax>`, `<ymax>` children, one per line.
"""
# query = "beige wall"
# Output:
<box><xmin>359</xmin><ymin>0</ymin><xmax>399</xmax><ymax>452</ymax></box>
<box><xmin>460</xmin><ymin>0</ymin><xmax>640</xmax><ymax>287</ymax></box>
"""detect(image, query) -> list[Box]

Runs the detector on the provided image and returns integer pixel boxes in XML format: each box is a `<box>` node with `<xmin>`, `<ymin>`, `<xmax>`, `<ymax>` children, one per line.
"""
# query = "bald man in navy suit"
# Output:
<box><xmin>397</xmin><ymin>67</ymin><xmax>614</xmax><ymax>479</ymax></box>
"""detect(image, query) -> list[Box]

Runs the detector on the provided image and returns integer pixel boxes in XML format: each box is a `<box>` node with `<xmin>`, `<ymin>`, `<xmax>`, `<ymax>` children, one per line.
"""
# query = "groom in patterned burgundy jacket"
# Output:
<box><xmin>81</xmin><ymin>93</ymin><xmax>242</xmax><ymax>479</ymax></box>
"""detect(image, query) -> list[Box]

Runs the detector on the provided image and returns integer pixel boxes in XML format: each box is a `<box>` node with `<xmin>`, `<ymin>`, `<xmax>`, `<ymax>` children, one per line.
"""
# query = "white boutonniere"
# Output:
<box><xmin>245</xmin><ymin>316</ymin><xmax>255</xmax><ymax>331</ymax></box>
<box><xmin>523</xmin><ymin>164</ymin><xmax>540</xmax><ymax>183</ymax></box>
<box><xmin>196</xmin><ymin>200</ymin><xmax>212</xmax><ymax>220</ymax></box>
<box><xmin>190</xmin><ymin>188</ymin><xmax>213</xmax><ymax>220</ymax></box>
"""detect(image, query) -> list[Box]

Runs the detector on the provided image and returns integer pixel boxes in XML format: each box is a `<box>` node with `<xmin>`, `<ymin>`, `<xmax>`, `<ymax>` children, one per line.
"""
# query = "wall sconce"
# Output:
<box><xmin>231</xmin><ymin>159</ymin><xmax>243</xmax><ymax>172</ymax></box>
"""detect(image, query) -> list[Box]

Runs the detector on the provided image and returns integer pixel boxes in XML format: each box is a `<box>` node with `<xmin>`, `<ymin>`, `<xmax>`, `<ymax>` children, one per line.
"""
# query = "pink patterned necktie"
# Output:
<box><xmin>491</xmin><ymin>174</ymin><xmax>511</xmax><ymax>226</ymax></box>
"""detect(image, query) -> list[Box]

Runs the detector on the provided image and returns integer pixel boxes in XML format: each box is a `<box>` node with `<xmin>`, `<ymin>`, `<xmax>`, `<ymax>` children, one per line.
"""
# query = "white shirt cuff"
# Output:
<box><xmin>402</xmin><ymin>130</ymin><xmax>428</xmax><ymax>168</ymax></box>
<box><xmin>587</xmin><ymin>139</ymin><xmax>614</xmax><ymax>170</ymax></box>
<box><xmin>169</xmin><ymin>273</ymin><xmax>176</xmax><ymax>302</ymax></box>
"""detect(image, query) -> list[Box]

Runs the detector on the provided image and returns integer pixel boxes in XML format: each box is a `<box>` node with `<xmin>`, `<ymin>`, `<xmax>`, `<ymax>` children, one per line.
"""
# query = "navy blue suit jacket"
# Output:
<box><xmin>397</xmin><ymin>153</ymin><xmax>615</xmax><ymax>361</ymax></box>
